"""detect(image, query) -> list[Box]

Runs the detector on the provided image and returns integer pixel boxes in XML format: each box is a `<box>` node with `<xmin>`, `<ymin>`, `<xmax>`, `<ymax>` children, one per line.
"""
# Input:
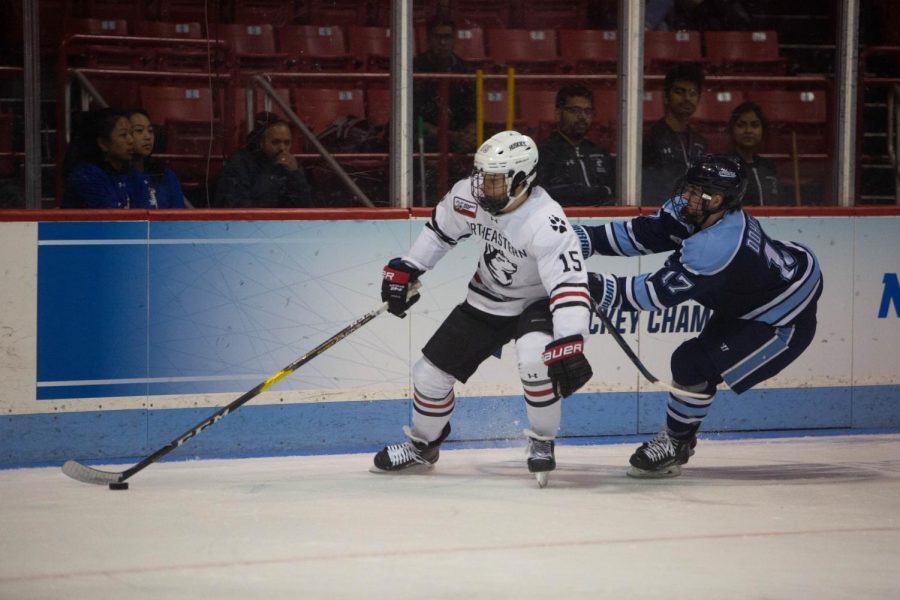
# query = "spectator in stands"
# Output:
<box><xmin>642</xmin><ymin>63</ymin><xmax>708</xmax><ymax>203</ymax></box>
<box><xmin>537</xmin><ymin>85</ymin><xmax>615</xmax><ymax>206</ymax></box>
<box><xmin>413</xmin><ymin>16</ymin><xmax>476</xmax><ymax>153</ymax></box>
<box><xmin>127</xmin><ymin>109</ymin><xmax>186</xmax><ymax>208</ymax></box>
<box><xmin>62</xmin><ymin>107</ymin><xmax>145</xmax><ymax>208</ymax></box>
<box><xmin>214</xmin><ymin>112</ymin><xmax>315</xmax><ymax>208</ymax></box>
<box><xmin>727</xmin><ymin>101</ymin><xmax>785</xmax><ymax>206</ymax></box>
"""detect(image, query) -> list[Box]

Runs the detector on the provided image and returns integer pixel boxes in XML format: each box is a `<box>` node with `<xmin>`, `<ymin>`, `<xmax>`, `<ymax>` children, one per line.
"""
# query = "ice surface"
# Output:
<box><xmin>2</xmin><ymin>434</ymin><xmax>899</xmax><ymax>599</ymax></box>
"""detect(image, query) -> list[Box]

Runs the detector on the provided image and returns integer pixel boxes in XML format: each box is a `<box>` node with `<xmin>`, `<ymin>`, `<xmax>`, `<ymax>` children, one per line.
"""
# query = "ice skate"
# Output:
<box><xmin>525</xmin><ymin>430</ymin><xmax>556</xmax><ymax>488</ymax></box>
<box><xmin>627</xmin><ymin>430</ymin><xmax>696</xmax><ymax>479</ymax></box>
<box><xmin>370</xmin><ymin>424</ymin><xmax>450</xmax><ymax>473</ymax></box>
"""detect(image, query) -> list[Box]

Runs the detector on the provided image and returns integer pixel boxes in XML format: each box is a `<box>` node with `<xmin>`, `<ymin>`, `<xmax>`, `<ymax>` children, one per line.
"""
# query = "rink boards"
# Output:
<box><xmin>0</xmin><ymin>210</ymin><xmax>898</xmax><ymax>465</ymax></box>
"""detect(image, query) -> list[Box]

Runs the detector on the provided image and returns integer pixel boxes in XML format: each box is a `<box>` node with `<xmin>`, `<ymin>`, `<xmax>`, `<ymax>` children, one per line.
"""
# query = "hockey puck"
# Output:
<box><xmin>108</xmin><ymin>482</ymin><xmax>129</xmax><ymax>490</ymax></box>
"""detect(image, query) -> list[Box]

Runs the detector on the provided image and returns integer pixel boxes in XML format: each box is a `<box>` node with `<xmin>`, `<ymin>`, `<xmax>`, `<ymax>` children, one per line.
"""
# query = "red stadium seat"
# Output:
<box><xmin>298</xmin><ymin>0</ymin><xmax>369</xmax><ymax>26</ymax></box>
<box><xmin>518</xmin><ymin>0</ymin><xmax>589</xmax><ymax>30</ymax></box>
<box><xmin>590</xmin><ymin>87</ymin><xmax>618</xmax><ymax>128</ymax></box>
<box><xmin>216</xmin><ymin>23</ymin><xmax>287</xmax><ymax>71</ymax></box>
<box><xmin>279</xmin><ymin>25</ymin><xmax>353</xmax><ymax>71</ymax></box>
<box><xmin>749</xmin><ymin>89</ymin><xmax>827</xmax><ymax>125</ymax></box>
<box><xmin>517</xmin><ymin>88</ymin><xmax>558</xmax><ymax>140</ymax></box>
<box><xmin>704</xmin><ymin>31</ymin><xmax>786</xmax><ymax>74</ymax></box>
<box><xmin>482</xmin><ymin>87</ymin><xmax>516</xmax><ymax>128</ymax></box>
<box><xmin>453</xmin><ymin>26</ymin><xmax>489</xmax><ymax>66</ymax></box>
<box><xmin>642</xmin><ymin>89</ymin><xmax>665</xmax><ymax>123</ymax></box>
<box><xmin>644</xmin><ymin>30</ymin><xmax>703</xmax><ymax>72</ymax></box>
<box><xmin>748</xmin><ymin>89</ymin><xmax>829</xmax><ymax>153</ymax></box>
<box><xmin>348</xmin><ymin>25</ymin><xmax>392</xmax><ymax>71</ymax></box>
<box><xmin>693</xmin><ymin>89</ymin><xmax>746</xmax><ymax>123</ymax></box>
<box><xmin>158</xmin><ymin>0</ymin><xmax>227</xmax><ymax>23</ymax></box>
<box><xmin>139</xmin><ymin>85</ymin><xmax>223</xmax><ymax>153</ymax></box>
<box><xmin>450</xmin><ymin>0</ymin><xmax>511</xmax><ymax>29</ymax></box>
<box><xmin>486</xmin><ymin>29</ymin><xmax>561</xmax><ymax>73</ymax></box>
<box><xmin>693</xmin><ymin>89</ymin><xmax>747</xmax><ymax>153</ymax></box>
<box><xmin>133</xmin><ymin>21</ymin><xmax>204</xmax><ymax>39</ymax></box>
<box><xmin>558</xmin><ymin>29</ymin><xmax>617</xmax><ymax>73</ymax></box>
<box><xmin>291</xmin><ymin>87</ymin><xmax>367</xmax><ymax>136</ymax></box>
<box><xmin>63</xmin><ymin>18</ymin><xmax>147</xmax><ymax>68</ymax></box>
<box><xmin>132</xmin><ymin>21</ymin><xmax>210</xmax><ymax>71</ymax></box>
<box><xmin>233</xmin><ymin>0</ymin><xmax>298</xmax><ymax>26</ymax></box>
<box><xmin>64</xmin><ymin>17</ymin><xmax>129</xmax><ymax>36</ymax></box>
<box><xmin>366</xmin><ymin>85</ymin><xmax>392</xmax><ymax>128</ymax></box>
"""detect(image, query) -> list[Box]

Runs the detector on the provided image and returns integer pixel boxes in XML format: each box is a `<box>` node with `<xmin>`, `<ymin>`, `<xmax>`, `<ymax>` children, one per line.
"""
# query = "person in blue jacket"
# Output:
<box><xmin>127</xmin><ymin>108</ymin><xmax>186</xmax><ymax>208</ymax></box>
<box><xmin>575</xmin><ymin>154</ymin><xmax>822</xmax><ymax>478</ymax></box>
<box><xmin>63</xmin><ymin>107</ymin><xmax>145</xmax><ymax>209</ymax></box>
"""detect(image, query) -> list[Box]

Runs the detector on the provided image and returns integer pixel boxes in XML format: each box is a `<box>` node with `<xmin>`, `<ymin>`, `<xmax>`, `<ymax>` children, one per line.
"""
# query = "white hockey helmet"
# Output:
<box><xmin>471</xmin><ymin>130</ymin><xmax>539</xmax><ymax>215</ymax></box>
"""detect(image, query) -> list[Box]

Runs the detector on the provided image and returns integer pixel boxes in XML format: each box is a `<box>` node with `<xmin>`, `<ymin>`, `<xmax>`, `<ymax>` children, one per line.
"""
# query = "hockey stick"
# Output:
<box><xmin>593</xmin><ymin>306</ymin><xmax>711</xmax><ymax>399</ymax></box>
<box><xmin>62</xmin><ymin>283</ymin><xmax>420</xmax><ymax>486</ymax></box>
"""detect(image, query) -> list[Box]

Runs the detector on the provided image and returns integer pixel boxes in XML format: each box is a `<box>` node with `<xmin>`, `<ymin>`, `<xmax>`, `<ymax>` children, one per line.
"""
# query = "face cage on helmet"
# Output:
<box><xmin>471</xmin><ymin>168</ymin><xmax>516</xmax><ymax>215</ymax></box>
<box><xmin>671</xmin><ymin>180</ymin><xmax>731</xmax><ymax>227</ymax></box>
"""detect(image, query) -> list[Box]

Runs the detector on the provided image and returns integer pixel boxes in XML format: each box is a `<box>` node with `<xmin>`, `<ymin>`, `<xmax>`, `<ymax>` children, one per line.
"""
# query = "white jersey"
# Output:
<box><xmin>404</xmin><ymin>179</ymin><xmax>592</xmax><ymax>339</ymax></box>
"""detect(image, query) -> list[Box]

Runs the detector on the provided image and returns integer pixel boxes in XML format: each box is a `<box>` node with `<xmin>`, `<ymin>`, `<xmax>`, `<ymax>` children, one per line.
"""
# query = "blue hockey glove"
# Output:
<box><xmin>382</xmin><ymin>258</ymin><xmax>423</xmax><ymax>318</ymax></box>
<box><xmin>542</xmin><ymin>335</ymin><xmax>593</xmax><ymax>398</ymax></box>
<box><xmin>588</xmin><ymin>272</ymin><xmax>618</xmax><ymax>312</ymax></box>
<box><xmin>573</xmin><ymin>224</ymin><xmax>593</xmax><ymax>260</ymax></box>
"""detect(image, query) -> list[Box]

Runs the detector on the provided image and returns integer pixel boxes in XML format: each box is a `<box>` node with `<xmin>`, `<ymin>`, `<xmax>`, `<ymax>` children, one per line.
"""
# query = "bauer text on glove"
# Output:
<box><xmin>382</xmin><ymin>258</ymin><xmax>424</xmax><ymax>317</ymax></box>
<box><xmin>542</xmin><ymin>335</ymin><xmax>593</xmax><ymax>398</ymax></box>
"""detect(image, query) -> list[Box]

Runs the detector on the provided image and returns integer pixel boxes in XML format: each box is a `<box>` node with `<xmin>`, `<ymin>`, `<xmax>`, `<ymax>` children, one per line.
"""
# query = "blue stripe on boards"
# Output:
<box><xmin>39</xmin><ymin>221</ymin><xmax>148</xmax><ymax>241</ymax></box>
<box><xmin>4</xmin><ymin>386</ymin><xmax>898</xmax><ymax>468</ymax></box>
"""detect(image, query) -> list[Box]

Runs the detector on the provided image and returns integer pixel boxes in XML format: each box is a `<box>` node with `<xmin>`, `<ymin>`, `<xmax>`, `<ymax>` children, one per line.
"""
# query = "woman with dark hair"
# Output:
<box><xmin>728</xmin><ymin>100</ymin><xmax>786</xmax><ymax>206</ymax></box>
<box><xmin>62</xmin><ymin>108</ymin><xmax>144</xmax><ymax>208</ymax></box>
<box><xmin>127</xmin><ymin>108</ymin><xmax>186</xmax><ymax>208</ymax></box>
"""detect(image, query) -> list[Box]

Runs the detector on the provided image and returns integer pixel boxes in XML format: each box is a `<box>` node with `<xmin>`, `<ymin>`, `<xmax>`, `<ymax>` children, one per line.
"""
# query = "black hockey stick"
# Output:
<box><xmin>62</xmin><ymin>284</ymin><xmax>419</xmax><ymax>486</ymax></box>
<box><xmin>593</xmin><ymin>306</ymin><xmax>710</xmax><ymax>399</ymax></box>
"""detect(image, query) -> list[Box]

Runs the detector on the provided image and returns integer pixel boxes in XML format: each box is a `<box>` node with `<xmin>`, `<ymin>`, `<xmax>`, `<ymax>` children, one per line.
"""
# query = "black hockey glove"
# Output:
<box><xmin>588</xmin><ymin>272</ymin><xmax>618</xmax><ymax>312</ymax></box>
<box><xmin>542</xmin><ymin>334</ymin><xmax>593</xmax><ymax>398</ymax></box>
<box><xmin>382</xmin><ymin>258</ymin><xmax>423</xmax><ymax>318</ymax></box>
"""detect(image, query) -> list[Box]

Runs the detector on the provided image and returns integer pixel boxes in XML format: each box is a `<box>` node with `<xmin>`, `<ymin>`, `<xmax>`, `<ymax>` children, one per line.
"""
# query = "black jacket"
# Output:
<box><xmin>537</xmin><ymin>131</ymin><xmax>615</xmax><ymax>206</ymax></box>
<box><xmin>735</xmin><ymin>154</ymin><xmax>787</xmax><ymax>206</ymax></box>
<box><xmin>642</xmin><ymin>119</ymin><xmax>708</xmax><ymax>203</ymax></box>
<box><xmin>214</xmin><ymin>149</ymin><xmax>314</xmax><ymax>208</ymax></box>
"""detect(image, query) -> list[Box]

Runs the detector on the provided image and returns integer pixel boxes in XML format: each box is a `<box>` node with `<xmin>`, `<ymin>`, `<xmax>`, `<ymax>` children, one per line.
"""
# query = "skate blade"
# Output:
<box><xmin>368</xmin><ymin>462</ymin><xmax>435</xmax><ymax>475</ymax></box>
<box><xmin>535</xmin><ymin>471</ymin><xmax>549</xmax><ymax>488</ymax></box>
<box><xmin>626</xmin><ymin>464</ymin><xmax>682</xmax><ymax>479</ymax></box>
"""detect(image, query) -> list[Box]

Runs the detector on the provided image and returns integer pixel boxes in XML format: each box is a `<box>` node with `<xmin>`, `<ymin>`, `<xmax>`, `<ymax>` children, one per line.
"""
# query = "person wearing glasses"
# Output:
<box><xmin>642</xmin><ymin>63</ymin><xmax>708</xmax><ymax>204</ymax></box>
<box><xmin>537</xmin><ymin>85</ymin><xmax>615</xmax><ymax>206</ymax></box>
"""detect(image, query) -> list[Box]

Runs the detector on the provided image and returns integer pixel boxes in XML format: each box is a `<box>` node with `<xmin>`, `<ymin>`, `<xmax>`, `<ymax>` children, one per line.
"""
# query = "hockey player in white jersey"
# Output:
<box><xmin>372</xmin><ymin>131</ymin><xmax>593</xmax><ymax>486</ymax></box>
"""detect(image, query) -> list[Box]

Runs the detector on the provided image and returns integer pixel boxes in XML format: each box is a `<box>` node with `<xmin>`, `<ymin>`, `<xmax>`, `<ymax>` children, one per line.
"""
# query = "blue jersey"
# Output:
<box><xmin>580</xmin><ymin>200</ymin><xmax>822</xmax><ymax>326</ymax></box>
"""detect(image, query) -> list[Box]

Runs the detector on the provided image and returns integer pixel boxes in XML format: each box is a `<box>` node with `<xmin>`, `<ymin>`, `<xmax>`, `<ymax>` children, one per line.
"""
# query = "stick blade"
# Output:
<box><xmin>62</xmin><ymin>460</ymin><xmax>125</xmax><ymax>485</ymax></box>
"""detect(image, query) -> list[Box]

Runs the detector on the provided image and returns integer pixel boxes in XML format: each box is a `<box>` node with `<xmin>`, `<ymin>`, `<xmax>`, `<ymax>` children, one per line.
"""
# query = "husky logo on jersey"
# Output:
<box><xmin>484</xmin><ymin>246</ymin><xmax>517</xmax><ymax>286</ymax></box>
<box><xmin>548</xmin><ymin>215</ymin><xmax>567</xmax><ymax>233</ymax></box>
<box><xmin>453</xmin><ymin>196</ymin><xmax>477</xmax><ymax>218</ymax></box>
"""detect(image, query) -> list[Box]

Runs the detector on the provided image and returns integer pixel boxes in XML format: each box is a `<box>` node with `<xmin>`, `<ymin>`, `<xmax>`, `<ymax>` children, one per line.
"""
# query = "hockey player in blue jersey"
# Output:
<box><xmin>575</xmin><ymin>154</ymin><xmax>823</xmax><ymax>478</ymax></box>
